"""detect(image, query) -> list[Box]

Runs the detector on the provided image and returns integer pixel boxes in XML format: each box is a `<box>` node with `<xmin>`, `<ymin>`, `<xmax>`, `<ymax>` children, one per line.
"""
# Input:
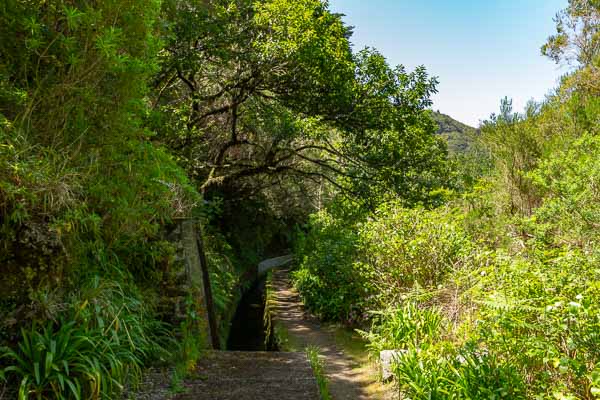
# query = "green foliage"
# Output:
<box><xmin>541</xmin><ymin>0</ymin><xmax>599</xmax><ymax>67</ymax></box>
<box><xmin>293</xmin><ymin>210</ymin><xmax>365</xmax><ymax>322</ymax></box>
<box><xmin>294</xmin><ymin>202</ymin><xmax>470</xmax><ymax>321</ymax></box>
<box><xmin>478</xmin><ymin>98</ymin><xmax>546</xmax><ymax>216</ymax></box>
<box><xmin>170</xmin><ymin>292</ymin><xmax>206</xmax><ymax>388</ymax></box>
<box><xmin>431</xmin><ymin>111</ymin><xmax>477</xmax><ymax>153</ymax></box>
<box><xmin>306</xmin><ymin>346</ymin><xmax>331</xmax><ymax>400</ymax></box>
<box><xmin>297</xmin><ymin>199</ymin><xmax>600</xmax><ymax>398</ymax></box>
<box><xmin>2</xmin><ymin>277</ymin><xmax>167</xmax><ymax>399</ymax></box>
<box><xmin>0</xmin><ymin>0</ymin><xmax>195</xmax><ymax>292</ymax></box>
<box><xmin>343</xmin><ymin>50</ymin><xmax>450</xmax><ymax>208</ymax></box>
<box><xmin>0</xmin><ymin>0</ymin><xmax>161</xmax><ymax>146</ymax></box>
<box><xmin>295</xmin><ymin>70</ymin><xmax>600</xmax><ymax>398</ymax></box>
<box><xmin>0</xmin><ymin>3</ymin><xmax>198</xmax><ymax>395</ymax></box>
<box><xmin>359</xmin><ymin>304</ymin><xmax>444</xmax><ymax>354</ymax></box>
<box><xmin>203</xmin><ymin>227</ymin><xmax>240</xmax><ymax>338</ymax></box>
<box><xmin>1</xmin><ymin>0</ymin><xmax>597</xmax><ymax>399</ymax></box>
<box><xmin>3</xmin><ymin>322</ymin><xmax>101</xmax><ymax>400</ymax></box>
<box><xmin>356</xmin><ymin>203</ymin><xmax>471</xmax><ymax>306</ymax></box>
<box><xmin>154</xmin><ymin>0</ymin><xmax>450</xmax><ymax>215</ymax></box>
<box><xmin>528</xmin><ymin>133</ymin><xmax>600</xmax><ymax>250</ymax></box>
<box><xmin>467</xmin><ymin>251</ymin><xmax>600</xmax><ymax>397</ymax></box>
<box><xmin>393</xmin><ymin>346</ymin><xmax>526</xmax><ymax>400</ymax></box>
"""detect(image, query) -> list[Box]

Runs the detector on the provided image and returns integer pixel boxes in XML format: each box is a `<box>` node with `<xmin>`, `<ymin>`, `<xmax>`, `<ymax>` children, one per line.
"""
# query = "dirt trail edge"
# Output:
<box><xmin>271</xmin><ymin>269</ymin><xmax>390</xmax><ymax>400</ymax></box>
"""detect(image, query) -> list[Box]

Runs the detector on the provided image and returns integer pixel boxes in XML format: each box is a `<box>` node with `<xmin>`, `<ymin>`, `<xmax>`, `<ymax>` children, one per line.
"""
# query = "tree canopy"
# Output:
<box><xmin>150</xmin><ymin>0</ymin><xmax>448</xmax><ymax>211</ymax></box>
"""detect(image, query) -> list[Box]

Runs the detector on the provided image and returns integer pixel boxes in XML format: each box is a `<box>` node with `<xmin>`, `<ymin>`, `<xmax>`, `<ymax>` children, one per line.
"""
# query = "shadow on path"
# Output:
<box><xmin>271</xmin><ymin>269</ymin><xmax>387</xmax><ymax>400</ymax></box>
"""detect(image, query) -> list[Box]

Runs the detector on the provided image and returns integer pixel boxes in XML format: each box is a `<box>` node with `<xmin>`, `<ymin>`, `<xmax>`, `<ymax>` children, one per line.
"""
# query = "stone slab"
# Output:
<box><xmin>380</xmin><ymin>349</ymin><xmax>407</xmax><ymax>382</ymax></box>
<box><xmin>172</xmin><ymin>351</ymin><xmax>319</xmax><ymax>400</ymax></box>
<box><xmin>258</xmin><ymin>255</ymin><xmax>294</xmax><ymax>275</ymax></box>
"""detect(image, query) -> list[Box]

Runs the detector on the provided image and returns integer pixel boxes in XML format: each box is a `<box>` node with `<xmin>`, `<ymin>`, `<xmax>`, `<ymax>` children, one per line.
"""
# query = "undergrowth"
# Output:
<box><xmin>306</xmin><ymin>346</ymin><xmax>331</xmax><ymax>400</ymax></box>
<box><xmin>293</xmin><ymin>58</ymin><xmax>600</xmax><ymax>398</ymax></box>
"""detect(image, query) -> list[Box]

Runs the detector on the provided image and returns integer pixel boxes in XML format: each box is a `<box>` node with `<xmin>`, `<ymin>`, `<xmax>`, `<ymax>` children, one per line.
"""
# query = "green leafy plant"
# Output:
<box><xmin>1</xmin><ymin>275</ymin><xmax>170</xmax><ymax>399</ymax></box>
<box><xmin>2</xmin><ymin>322</ymin><xmax>117</xmax><ymax>400</ymax></box>
<box><xmin>293</xmin><ymin>210</ymin><xmax>366</xmax><ymax>322</ymax></box>
<box><xmin>306</xmin><ymin>346</ymin><xmax>331</xmax><ymax>400</ymax></box>
<box><xmin>359</xmin><ymin>303</ymin><xmax>444</xmax><ymax>355</ymax></box>
<box><xmin>392</xmin><ymin>346</ymin><xmax>526</xmax><ymax>400</ymax></box>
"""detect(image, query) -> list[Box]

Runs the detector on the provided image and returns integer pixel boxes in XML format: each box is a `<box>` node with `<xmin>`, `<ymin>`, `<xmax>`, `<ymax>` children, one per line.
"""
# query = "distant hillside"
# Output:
<box><xmin>431</xmin><ymin>111</ymin><xmax>477</xmax><ymax>153</ymax></box>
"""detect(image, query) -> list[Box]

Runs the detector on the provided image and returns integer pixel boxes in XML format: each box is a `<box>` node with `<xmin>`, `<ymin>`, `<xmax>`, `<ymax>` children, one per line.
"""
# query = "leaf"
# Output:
<box><xmin>57</xmin><ymin>373</ymin><xmax>65</xmax><ymax>390</ymax></box>
<box><xmin>62</xmin><ymin>5</ymin><xmax>84</xmax><ymax>30</ymax></box>
<box><xmin>65</xmin><ymin>378</ymin><xmax>81</xmax><ymax>400</ymax></box>
<box><xmin>33</xmin><ymin>361</ymin><xmax>41</xmax><ymax>385</ymax></box>
<box><xmin>44</xmin><ymin>352</ymin><xmax>53</xmax><ymax>379</ymax></box>
<box><xmin>18</xmin><ymin>376</ymin><xmax>29</xmax><ymax>400</ymax></box>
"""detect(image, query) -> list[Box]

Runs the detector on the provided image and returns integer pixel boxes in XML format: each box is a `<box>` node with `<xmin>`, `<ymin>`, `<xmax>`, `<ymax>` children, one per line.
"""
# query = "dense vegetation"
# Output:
<box><xmin>0</xmin><ymin>0</ymin><xmax>597</xmax><ymax>398</ymax></box>
<box><xmin>293</xmin><ymin>1</ymin><xmax>600</xmax><ymax>398</ymax></box>
<box><xmin>0</xmin><ymin>0</ymin><xmax>449</xmax><ymax>398</ymax></box>
<box><xmin>431</xmin><ymin>111</ymin><xmax>477</xmax><ymax>153</ymax></box>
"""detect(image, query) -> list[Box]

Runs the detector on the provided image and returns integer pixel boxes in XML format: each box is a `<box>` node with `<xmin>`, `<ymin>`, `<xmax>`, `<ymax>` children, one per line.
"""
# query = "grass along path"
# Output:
<box><xmin>269</xmin><ymin>269</ymin><xmax>395</xmax><ymax>400</ymax></box>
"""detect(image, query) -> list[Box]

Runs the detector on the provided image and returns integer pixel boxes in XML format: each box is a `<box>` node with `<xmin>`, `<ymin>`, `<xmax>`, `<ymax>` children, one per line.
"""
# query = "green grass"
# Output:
<box><xmin>273</xmin><ymin>324</ymin><xmax>301</xmax><ymax>352</ymax></box>
<box><xmin>306</xmin><ymin>346</ymin><xmax>331</xmax><ymax>400</ymax></box>
<box><xmin>330</xmin><ymin>324</ymin><xmax>397</xmax><ymax>398</ymax></box>
<box><xmin>330</xmin><ymin>324</ymin><xmax>369</xmax><ymax>362</ymax></box>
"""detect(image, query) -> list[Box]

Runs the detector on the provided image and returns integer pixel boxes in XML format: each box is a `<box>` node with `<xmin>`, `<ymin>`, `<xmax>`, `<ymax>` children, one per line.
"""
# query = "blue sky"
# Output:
<box><xmin>328</xmin><ymin>0</ymin><xmax>569</xmax><ymax>126</ymax></box>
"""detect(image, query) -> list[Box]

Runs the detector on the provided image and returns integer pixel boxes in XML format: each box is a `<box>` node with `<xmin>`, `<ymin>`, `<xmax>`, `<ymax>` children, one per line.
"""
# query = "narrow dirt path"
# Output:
<box><xmin>271</xmin><ymin>269</ymin><xmax>393</xmax><ymax>400</ymax></box>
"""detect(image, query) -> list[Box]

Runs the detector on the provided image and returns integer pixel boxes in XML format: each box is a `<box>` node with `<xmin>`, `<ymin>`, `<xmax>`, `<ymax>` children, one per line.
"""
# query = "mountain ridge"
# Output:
<box><xmin>431</xmin><ymin>111</ymin><xmax>477</xmax><ymax>153</ymax></box>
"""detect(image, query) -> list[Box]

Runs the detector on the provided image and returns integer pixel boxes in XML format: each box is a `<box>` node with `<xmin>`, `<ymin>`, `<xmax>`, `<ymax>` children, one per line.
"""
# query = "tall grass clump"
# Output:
<box><xmin>306</xmin><ymin>346</ymin><xmax>331</xmax><ymax>400</ymax></box>
<box><xmin>1</xmin><ymin>276</ymin><xmax>169</xmax><ymax>399</ymax></box>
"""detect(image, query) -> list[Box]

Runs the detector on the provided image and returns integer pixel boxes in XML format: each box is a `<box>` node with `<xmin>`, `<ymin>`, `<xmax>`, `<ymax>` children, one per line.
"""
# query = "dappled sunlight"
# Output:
<box><xmin>0</xmin><ymin>0</ymin><xmax>597</xmax><ymax>398</ymax></box>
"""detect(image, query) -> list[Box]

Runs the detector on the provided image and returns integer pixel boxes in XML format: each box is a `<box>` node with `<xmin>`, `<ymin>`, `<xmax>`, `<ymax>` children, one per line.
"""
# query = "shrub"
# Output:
<box><xmin>1</xmin><ymin>276</ymin><xmax>169</xmax><ymax>399</ymax></box>
<box><xmin>293</xmin><ymin>203</ymin><xmax>472</xmax><ymax>323</ymax></box>
<box><xmin>393</xmin><ymin>346</ymin><xmax>526</xmax><ymax>400</ymax></box>
<box><xmin>293</xmin><ymin>210</ymin><xmax>366</xmax><ymax>322</ymax></box>
<box><xmin>528</xmin><ymin>133</ymin><xmax>600</xmax><ymax>251</ymax></box>
<box><xmin>3</xmin><ymin>322</ymin><xmax>105</xmax><ymax>400</ymax></box>
<box><xmin>359</xmin><ymin>303</ymin><xmax>444</xmax><ymax>354</ymax></box>
<box><xmin>356</xmin><ymin>203</ymin><xmax>472</xmax><ymax>308</ymax></box>
<box><xmin>468</xmin><ymin>251</ymin><xmax>600</xmax><ymax>398</ymax></box>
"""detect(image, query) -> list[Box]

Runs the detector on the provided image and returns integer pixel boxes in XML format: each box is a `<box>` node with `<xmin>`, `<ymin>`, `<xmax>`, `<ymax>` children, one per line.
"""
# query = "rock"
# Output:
<box><xmin>380</xmin><ymin>349</ymin><xmax>407</xmax><ymax>382</ymax></box>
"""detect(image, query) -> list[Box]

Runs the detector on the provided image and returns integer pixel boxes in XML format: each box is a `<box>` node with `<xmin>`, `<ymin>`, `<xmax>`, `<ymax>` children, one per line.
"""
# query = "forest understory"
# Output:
<box><xmin>0</xmin><ymin>0</ymin><xmax>599</xmax><ymax>399</ymax></box>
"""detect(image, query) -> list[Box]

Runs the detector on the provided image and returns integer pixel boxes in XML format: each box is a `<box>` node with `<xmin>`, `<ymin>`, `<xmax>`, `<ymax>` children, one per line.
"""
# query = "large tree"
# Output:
<box><xmin>542</xmin><ymin>0</ymin><xmax>600</xmax><ymax>95</ymax></box>
<box><xmin>151</xmin><ymin>0</ymin><xmax>448</xmax><ymax>212</ymax></box>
